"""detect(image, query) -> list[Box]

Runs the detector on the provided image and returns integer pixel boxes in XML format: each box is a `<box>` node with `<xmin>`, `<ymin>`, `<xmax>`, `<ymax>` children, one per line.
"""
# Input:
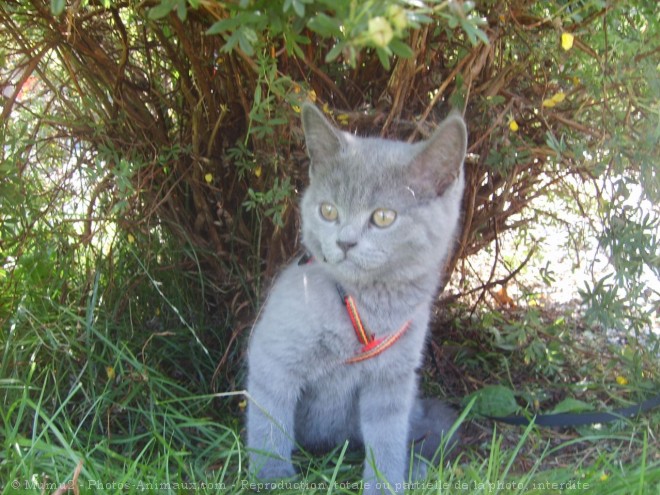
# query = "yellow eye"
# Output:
<box><xmin>320</xmin><ymin>202</ymin><xmax>338</xmax><ymax>221</ymax></box>
<box><xmin>371</xmin><ymin>208</ymin><xmax>397</xmax><ymax>228</ymax></box>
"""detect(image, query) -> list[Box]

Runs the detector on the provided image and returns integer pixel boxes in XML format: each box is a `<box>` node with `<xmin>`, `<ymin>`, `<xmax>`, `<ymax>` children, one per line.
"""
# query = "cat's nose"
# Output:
<box><xmin>336</xmin><ymin>240</ymin><xmax>357</xmax><ymax>254</ymax></box>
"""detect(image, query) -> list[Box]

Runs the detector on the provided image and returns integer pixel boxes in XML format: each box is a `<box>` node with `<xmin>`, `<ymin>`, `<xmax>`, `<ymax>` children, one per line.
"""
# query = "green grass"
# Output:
<box><xmin>1</xmin><ymin>264</ymin><xmax>658</xmax><ymax>495</ymax></box>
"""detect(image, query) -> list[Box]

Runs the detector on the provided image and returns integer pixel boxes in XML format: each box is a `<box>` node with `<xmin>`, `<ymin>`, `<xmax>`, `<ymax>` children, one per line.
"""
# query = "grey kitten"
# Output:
<box><xmin>246</xmin><ymin>104</ymin><xmax>467</xmax><ymax>493</ymax></box>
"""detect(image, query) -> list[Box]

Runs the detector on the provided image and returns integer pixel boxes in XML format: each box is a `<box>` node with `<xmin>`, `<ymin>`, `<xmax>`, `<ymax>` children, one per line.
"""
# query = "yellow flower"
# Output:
<box><xmin>509</xmin><ymin>119</ymin><xmax>519</xmax><ymax>132</ymax></box>
<box><xmin>561</xmin><ymin>32</ymin><xmax>574</xmax><ymax>51</ymax></box>
<box><xmin>127</xmin><ymin>233</ymin><xmax>135</xmax><ymax>244</ymax></box>
<box><xmin>552</xmin><ymin>92</ymin><xmax>566</xmax><ymax>103</ymax></box>
<box><xmin>254</xmin><ymin>165</ymin><xmax>262</xmax><ymax>178</ymax></box>
<box><xmin>616</xmin><ymin>375</ymin><xmax>628</xmax><ymax>386</ymax></box>
<box><xmin>600</xmin><ymin>472</ymin><xmax>609</xmax><ymax>481</ymax></box>
<box><xmin>368</xmin><ymin>17</ymin><xmax>394</xmax><ymax>48</ymax></box>
<box><xmin>308</xmin><ymin>89</ymin><xmax>317</xmax><ymax>102</ymax></box>
<box><xmin>292</xmin><ymin>105</ymin><xmax>301</xmax><ymax>113</ymax></box>
<box><xmin>542</xmin><ymin>91</ymin><xmax>566</xmax><ymax>108</ymax></box>
<box><xmin>204</xmin><ymin>173</ymin><xmax>213</xmax><ymax>184</ymax></box>
<box><xmin>106</xmin><ymin>366</ymin><xmax>116</xmax><ymax>380</ymax></box>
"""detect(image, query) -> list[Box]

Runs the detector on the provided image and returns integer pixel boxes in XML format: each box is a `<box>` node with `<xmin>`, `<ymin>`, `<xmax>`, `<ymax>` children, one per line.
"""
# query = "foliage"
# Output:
<box><xmin>2</xmin><ymin>0</ymin><xmax>658</xmax><ymax>335</ymax></box>
<box><xmin>0</xmin><ymin>0</ymin><xmax>658</xmax><ymax>492</ymax></box>
<box><xmin>441</xmin><ymin>304</ymin><xmax>659</xmax><ymax>418</ymax></box>
<box><xmin>2</xmin><ymin>302</ymin><xmax>658</xmax><ymax>493</ymax></box>
<box><xmin>1</xmin><ymin>286</ymin><xmax>658</xmax><ymax>492</ymax></box>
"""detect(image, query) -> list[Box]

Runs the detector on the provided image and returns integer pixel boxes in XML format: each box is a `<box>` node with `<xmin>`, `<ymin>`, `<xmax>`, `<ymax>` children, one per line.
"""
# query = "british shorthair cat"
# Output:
<box><xmin>246</xmin><ymin>103</ymin><xmax>467</xmax><ymax>493</ymax></box>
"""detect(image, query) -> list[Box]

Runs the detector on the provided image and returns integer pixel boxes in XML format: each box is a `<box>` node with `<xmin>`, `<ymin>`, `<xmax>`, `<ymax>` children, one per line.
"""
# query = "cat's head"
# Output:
<box><xmin>300</xmin><ymin>104</ymin><xmax>466</xmax><ymax>289</ymax></box>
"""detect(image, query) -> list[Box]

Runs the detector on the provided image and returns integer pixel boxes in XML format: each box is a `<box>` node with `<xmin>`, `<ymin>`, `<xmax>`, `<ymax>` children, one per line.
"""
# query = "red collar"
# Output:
<box><xmin>335</xmin><ymin>284</ymin><xmax>412</xmax><ymax>364</ymax></box>
<box><xmin>300</xmin><ymin>252</ymin><xmax>411</xmax><ymax>363</ymax></box>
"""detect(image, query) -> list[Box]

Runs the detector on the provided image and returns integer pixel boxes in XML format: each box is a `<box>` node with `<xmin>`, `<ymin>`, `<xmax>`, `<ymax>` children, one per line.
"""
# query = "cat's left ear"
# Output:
<box><xmin>409</xmin><ymin>114</ymin><xmax>467</xmax><ymax>196</ymax></box>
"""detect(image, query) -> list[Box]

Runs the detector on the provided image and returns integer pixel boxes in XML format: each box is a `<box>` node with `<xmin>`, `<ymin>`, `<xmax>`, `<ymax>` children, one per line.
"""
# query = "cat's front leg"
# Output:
<box><xmin>359</xmin><ymin>376</ymin><xmax>416</xmax><ymax>495</ymax></box>
<box><xmin>246</xmin><ymin>363</ymin><xmax>299</xmax><ymax>480</ymax></box>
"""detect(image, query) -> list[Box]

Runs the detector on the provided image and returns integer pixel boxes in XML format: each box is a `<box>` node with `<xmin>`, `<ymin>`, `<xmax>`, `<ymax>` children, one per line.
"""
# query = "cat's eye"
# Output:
<box><xmin>371</xmin><ymin>208</ymin><xmax>397</xmax><ymax>228</ymax></box>
<box><xmin>320</xmin><ymin>202</ymin><xmax>338</xmax><ymax>222</ymax></box>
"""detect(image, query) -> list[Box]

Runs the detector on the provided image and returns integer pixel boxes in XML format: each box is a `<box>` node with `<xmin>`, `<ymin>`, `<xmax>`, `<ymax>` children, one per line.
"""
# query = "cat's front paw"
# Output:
<box><xmin>409</xmin><ymin>457</ymin><xmax>428</xmax><ymax>482</ymax></box>
<box><xmin>252</xmin><ymin>459</ymin><xmax>297</xmax><ymax>481</ymax></box>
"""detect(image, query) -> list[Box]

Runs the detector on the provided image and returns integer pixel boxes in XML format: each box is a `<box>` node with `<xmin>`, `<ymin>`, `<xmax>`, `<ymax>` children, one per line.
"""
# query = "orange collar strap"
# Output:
<box><xmin>336</xmin><ymin>284</ymin><xmax>411</xmax><ymax>364</ymax></box>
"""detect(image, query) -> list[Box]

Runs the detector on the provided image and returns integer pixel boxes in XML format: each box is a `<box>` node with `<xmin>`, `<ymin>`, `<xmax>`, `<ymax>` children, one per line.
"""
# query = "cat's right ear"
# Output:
<box><xmin>301</xmin><ymin>104</ymin><xmax>347</xmax><ymax>173</ymax></box>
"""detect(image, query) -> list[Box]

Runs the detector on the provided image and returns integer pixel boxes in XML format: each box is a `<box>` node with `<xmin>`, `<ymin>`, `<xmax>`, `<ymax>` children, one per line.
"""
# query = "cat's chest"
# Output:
<box><xmin>281</xmin><ymin>264</ymin><xmax>424</xmax><ymax>365</ymax></box>
<box><xmin>317</xmin><ymin>304</ymin><xmax>402</xmax><ymax>355</ymax></box>
<box><xmin>254</xmin><ymin>260</ymin><xmax>431</xmax><ymax>380</ymax></box>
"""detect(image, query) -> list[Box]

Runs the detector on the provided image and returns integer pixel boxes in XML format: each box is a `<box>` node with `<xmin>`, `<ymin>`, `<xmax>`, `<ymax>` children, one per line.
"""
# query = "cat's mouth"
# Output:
<box><xmin>321</xmin><ymin>251</ymin><xmax>352</xmax><ymax>268</ymax></box>
<box><xmin>324</xmin><ymin>251</ymin><xmax>375</xmax><ymax>274</ymax></box>
<box><xmin>315</xmin><ymin>242</ymin><xmax>383</xmax><ymax>274</ymax></box>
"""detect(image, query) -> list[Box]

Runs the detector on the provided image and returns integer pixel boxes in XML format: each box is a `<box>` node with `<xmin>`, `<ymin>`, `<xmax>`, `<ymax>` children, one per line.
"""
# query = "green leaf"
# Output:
<box><xmin>324</xmin><ymin>42</ymin><xmax>345</xmax><ymax>63</ymax></box>
<box><xmin>176</xmin><ymin>0</ymin><xmax>187</xmax><ymax>21</ymax></box>
<box><xmin>464</xmin><ymin>385</ymin><xmax>520</xmax><ymax>417</ymax></box>
<box><xmin>551</xmin><ymin>398</ymin><xmax>595</xmax><ymax>414</ymax></box>
<box><xmin>218</xmin><ymin>26</ymin><xmax>258</xmax><ymax>56</ymax></box>
<box><xmin>148</xmin><ymin>0</ymin><xmax>176</xmax><ymax>20</ymax></box>
<box><xmin>50</xmin><ymin>0</ymin><xmax>66</xmax><ymax>16</ymax></box>
<box><xmin>206</xmin><ymin>12</ymin><xmax>264</xmax><ymax>36</ymax></box>
<box><xmin>284</xmin><ymin>0</ymin><xmax>306</xmax><ymax>17</ymax></box>
<box><xmin>459</xmin><ymin>17</ymin><xmax>489</xmax><ymax>45</ymax></box>
<box><xmin>375</xmin><ymin>47</ymin><xmax>391</xmax><ymax>70</ymax></box>
<box><xmin>308</xmin><ymin>13</ymin><xmax>342</xmax><ymax>37</ymax></box>
<box><xmin>389</xmin><ymin>39</ymin><xmax>414</xmax><ymax>59</ymax></box>
<box><xmin>292</xmin><ymin>0</ymin><xmax>305</xmax><ymax>17</ymax></box>
<box><xmin>237</xmin><ymin>27</ymin><xmax>258</xmax><ymax>55</ymax></box>
<box><xmin>206</xmin><ymin>17</ymin><xmax>243</xmax><ymax>35</ymax></box>
<box><xmin>291</xmin><ymin>41</ymin><xmax>306</xmax><ymax>59</ymax></box>
<box><xmin>408</xmin><ymin>12</ymin><xmax>433</xmax><ymax>25</ymax></box>
<box><xmin>487</xmin><ymin>95</ymin><xmax>506</xmax><ymax>106</ymax></box>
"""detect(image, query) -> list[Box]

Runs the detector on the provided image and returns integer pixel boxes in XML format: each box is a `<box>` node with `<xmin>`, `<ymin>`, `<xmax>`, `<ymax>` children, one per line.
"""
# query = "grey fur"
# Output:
<box><xmin>246</xmin><ymin>104</ymin><xmax>467</xmax><ymax>493</ymax></box>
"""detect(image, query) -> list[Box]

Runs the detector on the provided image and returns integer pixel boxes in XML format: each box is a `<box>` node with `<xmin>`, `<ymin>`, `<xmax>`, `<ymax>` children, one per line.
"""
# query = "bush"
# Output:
<box><xmin>1</xmin><ymin>0</ymin><xmax>657</xmax><ymax>400</ymax></box>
